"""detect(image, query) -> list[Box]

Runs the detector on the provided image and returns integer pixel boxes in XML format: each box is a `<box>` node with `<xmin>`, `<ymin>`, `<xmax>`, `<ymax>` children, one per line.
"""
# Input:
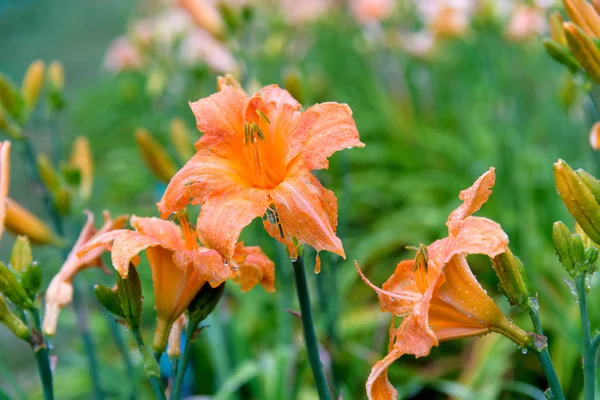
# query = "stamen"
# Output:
<box><xmin>256</xmin><ymin>109</ymin><xmax>271</xmax><ymax>124</ymax></box>
<box><xmin>407</xmin><ymin>244</ymin><xmax>429</xmax><ymax>272</ymax></box>
<box><xmin>354</xmin><ymin>261</ymin><xmax>422</xmax><ymax>302</ymax></box>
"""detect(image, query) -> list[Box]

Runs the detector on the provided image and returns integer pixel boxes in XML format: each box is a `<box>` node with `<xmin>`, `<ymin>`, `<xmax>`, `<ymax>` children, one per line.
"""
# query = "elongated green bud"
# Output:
<box><xmin>94</xmin><ymin>284</ymin><xmax>125</xmax><ymax>318</ymax></box>
<box><xmin>0</xmin><ymin>261</ymin><xmax>32</xmax><ymax>309</ymax></box>
<box><xmin>20</xmin><ymin>262</ymin><xmax>42</xmax><ymax>298</ymax></box>
<box><xmin>0</xmin><ymin>295</ymin><xmax>30</xmax><ymax>341</ymax></box>
<box><xmin>36</xmin><ymin>153</ymin><xmax>60</xmax><ymax>193</ymax></box>
<box><xmin>21</xmin><ymin>60</ymin><xmax>46</xmax><ymax>111</ymax></box>
<box><xmin>0</xmin><ymin>74</ymin><xmax>25</xmax><ymax>123</ymax></box>
<box><xmin>188</xmin><ymin>282</ymin><xmax>225</xmax><ymax>324</ymax></box>
<box><xmin>543</xmin><ymin>38</ymin><xmax>582</xmax><ymax>72</ymax></box>
<box><xmin>116</xmin><ymin>264</ymin><xmax>142</xmax><ymax>330</ymax></box>
<box><xmin>553</xmin><ymin>221</ymin><xmax>576</xmax><ymax>274</ymax></box>
<box><xmin>10</xmin><ymin>235</ymin><xmax>32</xmax><ymax>274</ymax></box>
<box><xmin>491</xmin><ymin>249</ymin><xmax>532</xmax><ymax>311</ymax></box>
<box><xmin>554</xmin><ymin>159</ymin><xmax>600</xmax><ymax>245</ymax></box>
<box><xmin>576</xmin><ymin>168</ymin><xmax>600</xmax><ymax>203</ymax></box>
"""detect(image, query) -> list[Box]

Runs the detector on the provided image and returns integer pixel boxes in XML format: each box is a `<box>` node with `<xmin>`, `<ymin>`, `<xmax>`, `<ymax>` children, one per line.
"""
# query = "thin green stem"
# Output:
<box><xmin>132</xmin><ymin>329</ymin><xmax>166</xmax><ymax>400</ymax></box>
<box><xmin>28</xmin><ymin>308</ymin><xmax>54</xmax><ymax>400</ymax></box>
<box><xmin>170</xmin><ymin>356</ymin><xmax>180</xmax><ymax>385</ymax></box>
<box><xmin>528</xmin><ymin>307</ymin><xmax>565</xmax><ymax>400</ymax></box>
<box><xmin>292</xmin><ymin>256</ymin><xmax>332</xmax><ymax>400</ymax></box>
<box><xmin>170</xmin><ymin>319</ymin><xmax>196</xmax><ymax>400</ymax></box>
<box><xmin>576</xmin><ymin>275</ymin><xmax>595</xmax><ymax>400</ymax></box>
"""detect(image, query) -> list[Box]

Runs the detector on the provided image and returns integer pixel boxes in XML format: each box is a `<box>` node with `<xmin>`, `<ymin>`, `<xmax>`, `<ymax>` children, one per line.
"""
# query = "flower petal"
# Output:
<box><xmin>446</xmin><ymin>168</ymin><xmax>495</xmax><ymax>233</ymax></box>
<box><xmin>290</xmin><ymin>102</ymin><xmax>364</xmax><ymax>170</ymax></box>
<box><xmin>190</xmin><ymin>86</ymin><xmax>247</xmax><ymax>159</ymax></box>
<box><xmin>196</xmin><ymin>186</ymin><xmax>270</xmax><ymax>259</ymax></box>
<box><xmin>0</xmin><ymin>142</ymin><xmax>10</xmax><ymax>240</ymax></box>
<box><xmin>366</xmin><ymin>347</ymin><xmax>403</xmax><ymax>400</ymax></box>
<box><xmin>173</xmin><ymin>249</ymin><xmax>233</xmax><ymax>287</ymax></box>
<box><xmin>445</xmin><ymin>216</ymin><xmax>509</xmax><ymax>262</ymax></box>
<box><xmin>380</xmin><ymin>259</ymin><xmax>420</xmax><ymax>315</ymax></box>
<box><xmin>235</xmin><ymin>246</ymin><xmax>275</xmax><ymax>292</ymax></box>
<box><xmin>157</xmin><ymin>150</ymin><xmax>248</xmax><ymax>216</ymax></box>
<box><xmin>266</xmin><ymin>173</ymin><xmax>344</xmax><ymax>258</ymax></box>
<box><xmin>131</xmin><ymin>216</ymin><xmax>185</xmax><ymax>250</ymax></box>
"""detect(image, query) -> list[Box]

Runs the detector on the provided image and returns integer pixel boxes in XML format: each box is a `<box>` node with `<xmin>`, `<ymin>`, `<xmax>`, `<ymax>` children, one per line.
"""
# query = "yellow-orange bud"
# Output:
<box><xmin>36</xmin><ymin>153</ymin><xmax>60</xmax><ymax>193</ymax></box>
<box><xmin>491</xmin><ymin>249</ymin><xmax>532</xmax><ymax>310</ymax></box>
<box><xmin>21</xmin><ymin>60</ymin><xmax>46</xmax><ymax>111</ymax></box>
<box><xmin>69</xmin><ymin>136</ymin><xmax>94</xmax><ymax>201</ymax></box>
<box><xmin>135</xmin><ymin>128</ymin><xmax>177</xmax><ymax>183</ymax></box>
<box><xmin>170</xmin><ymin>119</ymin><xmax>194</xmax><ymax>163</ymax></box>
<box><xmin>550</xmin><ymin>11</ymin><xmax>568</xmax><ymax>46</ymax></box>
<box><xmin>47</xmin><ymin>61</ymin><xmax>65</xmax><ymax>91</ymax></box>
<box><xmin>590</xmin><ymin>122</ymin><xmax>600</xmax><ymax>150</ymax></box>
<box><xmin>564</xmin><ymin>22</ymin><xmax>600</xmax><ymax>84</ymax></box>
<box><xmin>564</xmin><ymin>0</ymin><xmax>600</xmax><ymax>38</ymax></box>
<box><xmin>5</xmin><ymin>198</ymin><xmax>60</xmax><ymax>245</ymax></box>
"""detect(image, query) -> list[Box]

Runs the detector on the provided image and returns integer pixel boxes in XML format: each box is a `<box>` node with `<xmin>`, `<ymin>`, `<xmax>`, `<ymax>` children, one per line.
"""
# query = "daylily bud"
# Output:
<box><xmin>491</xmin><ymin>249</ymin><xmax>532</xmax><ymax>311</ymax></box>
<box><xmin>593</xmin><ymin>0</ymin><xmax>600</xmax><ymax>15</ymax></box>
<box><xmin>553</xmin><ymin>221</ymin><xmax>597</xmax><ymax>277</ymax></box>
<box><xmin>20</xmin><ymin>262</ymin><xmax>42</xmax><ymax>298</ymax></box>
<box><xmin>591</xmin><ymin>122</ymin><xmax>600</xmax><ymax>150</ymax></box>
<box><xmin>564</xmin><ymin>0</ymin><xmax>600</xmax><ymax>38</ymax></box>
<box><xmin>576</xmin><ymin>167</ymin><xmax>600</xmax><ymax>202</ymax></box>
<box><xmin>0</xmin><ymin>74</ymin><xmax>25</xmax><ymax>123</ymax></box>
<box><xmin>554</xmin><ymin>159</ymin><xmax>600</xmax><ymax>245</ymax></box>
<box><xmin>94</xmin><ymin>284</ymin><xmax>125</xmax><ymax>319</ymax></box>
<box><xmin>116</xmin><ymin>264</ymin><xmax>142</xmax><ymax>330</ymax></box>
<box><xmin>69</xmin><ymin>136</ymin><xmax>94</xmax><ymax>201</ymax></box>
<box><xmin>170</xmin><ymin>119</ymin><xmax>194</xmax><ymax>163</ymax></box>
<box><xmin>0</xmin><ymin>261</ymin><xmax>33</xmax><ymax>309</ymax></box>
<box><xmin>0</xmin><ymin>295</ymin><xmax>30</xmax><ymax>341</ymax></box>
<box><xmin>36</xmin><ymin>153</ymin><xmax>60</xmax><ymax>193</ymax></box>
<box><xmin>283</xmin><ymin>69</ymin><xmax>303</xmax><ymax>105</ymax></box>
<box><xmin>553</xmin><ymin>221</ymin><xmax>576</xmax><ymax>274</ymax></box>
<box><xmin>10</xmin><ymin>235</ymin><xmax>32</xmax><ymax>274</ymax></box>
<box><xmin>0</xmin><ymin>107</ymin><xmax>23</xmax><ymax>139</ymax></box>
<box><xmin>188</xmin><ymin>282</ymin><xmax>225</xmax><ymax>324</ymax></box>
<box><xmin>21</xmin><ymin>60</ymin><xmax>46</xmax><ymax>111</ymax></box>
<box><xmin>5</xmin><ymin>199</ymin><xmax>60</xmax><ymax>246</ymax></box>
<box><xmin>47</xmin><ymin>61</ymin><xmax>64</xmax><ymax>92</ymax></box>
<box><xmin>167</xmin><ymin>314</ymin><xmax>186</xmax><ymax>359</ymax></box>
<box><xmin>549</xmin><ymin>11</ymin><xmax>567</xmax><ymax>46</ymax></box>
<box><xmin>135</xmin><ymin>128</ymin><xmax>177</xmax><ymax>183</ymax></box>
<box><xmin>564</xmin><ymin>22</ymin><xmax>600</xmax><ymax>84</ymax></box>
<box><xmin>543</xmin><ymin>38</ymin><xmax>582</xmax><ymax>72</ymax></box>
<box><xmin>54</xmin><ymin>187</ymin><xmax>71</xmax><ymax>216</ymax></box>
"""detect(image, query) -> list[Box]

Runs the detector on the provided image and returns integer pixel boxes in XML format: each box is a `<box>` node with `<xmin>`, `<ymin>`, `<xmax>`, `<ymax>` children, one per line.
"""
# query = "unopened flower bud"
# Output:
<box><xmin>170</xmin><ymin>119</ymin><xmax>194</xmax><ymax>163</ymax></box>
<box><xmin>179</xmin><ymin>0</ymin><xmax>225</xmax><ymax>39</ymax></box>
<box><xmin>554</xmin><ymin>159</ymin><xmax>600</xmax><ymax>245</ymax></box>
<box><xmin>69</xmin><ymin>136</ymin><xmax>94</xmax><ymax>201</ymax></box>
<box><xmin>283</xmin><ymin>69</ymin><xmax>303</xmax><ymax>105</ymax></box>
<box><xmin>543</xmin><ymin>38</ymin><xmax>582</xmax><ymax>72</ymax></box>
<box><xmin>491</xmin><ymin>249</ymin><xmax>532</xmax><ymax>310</ymax></box>
<box><xmin>549</xmin><ymin>11</ymin><xmax>567</xmax><ymax>46</ymax></box>
<box><xmin>116</xmin><ymin>264</ymin><xmax>142</xmax><ymax>330</ymax></box>
<box><xmin>135</xmin><ymin>128</ymin><xmax>177</xmax><ymax>183</ymax></box>
<box><xmin>5</xmin><ymin>198</ymin><xmax>61</xmax><ymax>246</ymax></box>
<box><xmin>47</xmin><ymin>61</ymin><xmax>64</xmax><ymax>92</ymax></box>
<box><xmin>0</xmin><ymin>295</ymin><xmax>30</xmax><ymax>342</ymax></box>
<box><xmin>553</xmin><ymin>221</ymin><xmax>576</xmax><ymax>274</ymax></box>
<box><xmin>10</xmin><ymin>235</ymin><xmax>32</xmax><ymax>274</ymax></box>
<box><xmin>167</xmin><ymin>314</ymin><xmax>186</xmax><ymax>359</ymax></box>
<box><xmin>20</xmin><ymin>262</ymin><xmax>42</xmax><ymax>298</ymax></box>
<box><xmin>564</xmin><ymin>0</ymin><xmax>600</xmax><ymax>38</ymax></box>
<box><xmin>54</xmin><ymin>187</ymin><xmax>71</xmax><ymax>216</ymax></box>
<box><xmin>36</xmin><ymin>153</ymin><xmax>60</xmax><ymax>193</ymax></box>
<box><xmin>0</xmin><ymin>107</ymin><xmax>23</xmax><ymax>139</ymax></box>
<box><xmin>21</xmin><ymin>60</ymin><xmax>46</xmax><ymax>111</ymax></box>
<box><xmin>590</xmin><ymin>122</ymin><xmax>600</xmax><ymax>151</ymax></box>
<box><xmin>94</xmin><ymin>284</ymin><xmax>125</xmax><ymax>318</ymax></box>
<box><xmin>0</xmin><ymin>261</ymin><xmax>33</xmax><ymax>309</ymax></box>
<box><xmin>188</xmin><ymin>282</ymin><xmax>225</xmax><ymax>325</ymax></box>
<box><xmin>564</xmin><ymin>22</ymin><xmax>600</xmax><ymax>84</ymax></box>
<box><xmin>0</xmin><ymin>74</ymin><xmax>25</xmax><ymax>123</ymax></box>
<box><xmin>553</xmin><ymin>221</ymin><xmax>597</xmax><ymax>277</ymax></box>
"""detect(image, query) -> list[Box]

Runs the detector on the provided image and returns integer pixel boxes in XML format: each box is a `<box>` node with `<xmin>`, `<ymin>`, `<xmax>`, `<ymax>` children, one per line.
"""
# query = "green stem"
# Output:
<box><xmin>292</xmin><ymin>256</ymin><xmax>332</xmax><ymax>400</ymax></box>
<box><xmin>29</xmin><ymin>308</ymin><xmax>54</xmax><ymax>400</ymax></box>
<box><xmin>576</xmin><ymin>275</ymin><xmax>595</xmax><ymax>400</ymax></box>
<box><xmin>528</xmin><ymin>306</ymin><xmax>566</xmax><ymax>400</ymax></box>
<box><xmin>132</xmin><ymin>329</ymin><xmax>166</xmax><ymax>400</ymax></box>
<box><xmin>170</xmin><ymin>319</ymin><xmax>196</xmax><ymax>400</ymax></box>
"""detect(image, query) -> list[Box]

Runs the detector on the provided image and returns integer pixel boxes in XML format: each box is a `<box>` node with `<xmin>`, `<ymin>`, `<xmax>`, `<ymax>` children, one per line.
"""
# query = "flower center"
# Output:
<box><xmin>242</xmin><ymin>119</ymin><xmax>286</xmax><ymax>189</ymax></box>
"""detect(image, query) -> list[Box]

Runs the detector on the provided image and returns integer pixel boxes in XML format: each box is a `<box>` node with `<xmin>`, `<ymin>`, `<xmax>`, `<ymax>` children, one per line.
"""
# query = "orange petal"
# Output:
<box><xmin>196</xmin><ymin>186</ymin><xmax>270</xmax><ymax>259</ymax></box>
<box><xmin>366</xmin><ymin>347</ymin><xmax>403</xmax><ymax>400</ymax></box>
<box><xmin>235</xmin><ymin>246</ymin><xmax>275</xmax><ymax>292</ymax></box>
<box><xmin>0</xmin><ymin>142</ymin><xmax>10</xmax><ymax>240</ymax></box>
<box><xmin>157</xmin><ymin>150</ymin><xmax>248</xmax><ymax>216</ymax></box>
<box><xmin>190</xmin><ymin>86</ymin><xmax>247</xmax><ymax>159</ymax></box>
<box><xmin>445</xmin><ymin>216</ymin><xmax>509</xmax><ymax>262</ymax></box>
<box><xmin>291</xmin><ymin>102</ymin><xmax>364</xmax><ymax>170</ymax></box>
<box><xmin>446</xmin><ymin>168</ymin><xmax>495</xmax><ymax>233</ymax></box>
<box><xmin>266</xmin><ymin>173</ymin><xmax>344</xmax><ymax>258</ymax></box>
<box><xmin>131</xmin><ymin>216</ymin><xmax>185</xmax><ymax>250</ymax></box>
<box><xmin>590</xmin><ymin>122</ymin><xmax>600</xmax><ymax>150</ymax></box>
<box><xmin>379</xmin><ymin>259</ymin><xmax>420</xmax><ymax>315</ymax></box>
<box><xmin>173</xmin><ymin>249</ymin><xmax>233</xmax><ymax>287</ymax></box>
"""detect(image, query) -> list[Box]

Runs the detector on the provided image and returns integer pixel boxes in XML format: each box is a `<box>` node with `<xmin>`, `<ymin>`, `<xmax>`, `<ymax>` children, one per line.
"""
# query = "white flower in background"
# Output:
<box><xmin>104</xmin><ymin>37</ymin><xmax>144</xmax><ymax>72</ymax></box>
<box><xmin>179</xmin><ymin>28</ymin><xmax>238</xmax><ymax>73</ymax></box>
<box><xmin>154</xmin><ymin>8</ymin><xmax>194</xmax><ymax>48</ymax></box>
<box><xmin>399</xmin><ymin>31</ymin><xmax>436</xmax><ymax>58</ymax></box>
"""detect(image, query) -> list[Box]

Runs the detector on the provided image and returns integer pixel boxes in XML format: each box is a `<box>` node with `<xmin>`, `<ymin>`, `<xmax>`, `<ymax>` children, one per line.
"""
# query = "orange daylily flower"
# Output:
<box><xmin>356</xmin><ymin>168</ymin><xmax>532</xmax><ymax>400</ymax></box>
<box><xmin>158</xmin><ymin>80</ymin><xmax>364</xmax><ymax>262</ymax></box>
<box><xmin>78</xmin><ymin>215</ymin><xmax>274</xmax><ymax>351</ymax></box>
<box><xmin>43</xmin><ymin>211</ymin><xmax>128</xmax><ymax>336</ymax></box>
<box><xmin>0</xmin><ymin>142</ymin><xmax>10</xmax><ymax>240</ymax></box>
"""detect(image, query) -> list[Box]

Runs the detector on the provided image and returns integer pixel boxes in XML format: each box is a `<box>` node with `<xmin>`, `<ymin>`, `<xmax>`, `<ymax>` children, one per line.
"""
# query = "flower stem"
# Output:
<box><xmin>132</xmin><ymin>329</ymin><xmax>166</xmax><ymax>400</ymax></box>
<box><xmin>291</xmin><ymin>256</ymin><xmax>332</xmax><ymax>400</ymax></box>
<box><xmin>29</xmin><ymin>308</ymin><xmax>54</xmax><ymax>400</ymax></box>
<box><xmin>170</xmin><ymin>318</ymin><xmax>196</xmax><ymax>400</ymax></box>
<box><xmin>576</xmin><ymin>275</ymin><xmax>595</xmax><ymax>400</ymax></box>
<box><xmin>528</xmin><ymin>306</ymin><xmax>565</xmax><ymax>400</ymax></box>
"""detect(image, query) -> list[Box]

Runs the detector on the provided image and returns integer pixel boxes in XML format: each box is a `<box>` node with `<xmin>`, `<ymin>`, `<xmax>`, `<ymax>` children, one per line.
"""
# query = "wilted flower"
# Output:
<box><xmin>43</xmin><ymin>211</ymin><xmax>128</xmax><ymax>336</ymax></box>
<box><xmin>158</xmin><ymin>78</ymin><xmax>364</xmax><ymax>262</ymax></box>
<box><xmin>104</xmin><ymin>37</ymin><xmax>144</xmax><ymax>72</ymax></box>
<box><xmin>357</xmin><ymin>168</ymin><xmax>531</xmax><ymax>399</ymax></box>
<box><xmin>78</xmin><ymin>216</ymin><xmax>274</xmax><ymax>351</ymax></box>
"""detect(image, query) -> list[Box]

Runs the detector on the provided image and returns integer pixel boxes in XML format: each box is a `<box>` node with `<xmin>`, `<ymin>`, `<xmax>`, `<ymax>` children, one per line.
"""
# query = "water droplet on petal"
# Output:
<box><xmin>289</xmin><ymin>256</ymin><xmax>298</xmax><ymax>263</ymax></box>
<box><xmin>346</xmin><ymin>146</ymin><xmax>354</xmax><ymax>149</ymax></box>
<box><xmin>521</xmin><ymin>347</ymin><xmax>528</xmax><ymax>354</ymax></box>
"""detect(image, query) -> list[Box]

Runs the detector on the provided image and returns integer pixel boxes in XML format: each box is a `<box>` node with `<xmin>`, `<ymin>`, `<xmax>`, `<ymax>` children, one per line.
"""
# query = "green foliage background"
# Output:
<box><xmin>0</xmin><ymin>0</ymin><xmax>597</xmax><ymax>399</ymax></box>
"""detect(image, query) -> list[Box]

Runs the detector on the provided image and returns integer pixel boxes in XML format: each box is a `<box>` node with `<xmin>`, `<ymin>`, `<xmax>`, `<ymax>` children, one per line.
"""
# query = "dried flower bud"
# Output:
<box><xmin>21</xmin><ymin>60</ymin><xmax>46</xmax><ymax>111</ymax></box>
<box><xmin>491</xmin><ymin>249</ymin><xmax>532</xmax><ymax>311</ymax></box>
<box><xmin>5</xmin><ymin>199</ymin><xmax>61</xmax><ymax>246</ymax></box>
<box><xmin>554</xmin><ymin>159</ymin><xmax>600</xmax><ymax>245</ymax></box>
<box><xmin>0</xmin><ymin>295</ymin><xmax>30</xmax><ymax>342</ymax></box>
<box><xmin>564</xmin><ymin>22</ymin><xmax>600</xmax><ymax>84</ymax></box>
<box><xmin>10</xmin><ymin>235</ymin><xmax>32</xmax><ymax>274</ymax></box>
<box><xmin>170</xmin><ymin>119</ymin><xmax>194</xmax><ymax>163</ymax></box>
<box><xmin>135</xmin><ymin>128</ymin><xmax>177</xmax><ymax>183</ymax></box>
<box><xmin>69</xmin><ymin>136</ymin><xmax>94</xmax><ymax>201</ymax></box>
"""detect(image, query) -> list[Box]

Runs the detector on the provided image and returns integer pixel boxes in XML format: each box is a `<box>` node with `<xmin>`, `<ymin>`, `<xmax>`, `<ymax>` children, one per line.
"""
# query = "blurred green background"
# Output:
<box><xmin>0</xmin><ymin>0</ymin><xmax>598</xmax><ymax>399</ymax></box>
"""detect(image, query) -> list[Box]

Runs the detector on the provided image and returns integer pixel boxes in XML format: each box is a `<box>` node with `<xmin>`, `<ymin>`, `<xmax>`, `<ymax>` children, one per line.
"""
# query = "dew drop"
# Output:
<box><xmin>223</xmin><ymin>260</ymin><xmax>229</xmax><ymax>266</ymax></box>
<box><xmin>390</xmin><ymin>297</ymin><xmax>395</xmax><ymax>303</ymax></box>
<box><xmin>314</xmin><ymin>254</ymin><xmax>321</xmax><ymax>274</ymax></box>
<box><xmin>290</xmin><ymin>256</ymin><xmax>298</xmax><ymax>263</ymax></box>
<box><xmin>520</xmin><ymin>347</ymin><xmax>528</xmax><ymax>354</ymax></box>
<box><xmin>346</xmin><ymin>146</ymin><xmax>354</xmax><ymax>149</ymax></box>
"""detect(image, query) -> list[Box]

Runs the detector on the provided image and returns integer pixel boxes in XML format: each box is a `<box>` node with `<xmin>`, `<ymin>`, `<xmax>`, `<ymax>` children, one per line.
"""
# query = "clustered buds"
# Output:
<box><xmin>553</xmin><ymin>221</ymin><xmax>598</xmax><ymax>278</ymax></box>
